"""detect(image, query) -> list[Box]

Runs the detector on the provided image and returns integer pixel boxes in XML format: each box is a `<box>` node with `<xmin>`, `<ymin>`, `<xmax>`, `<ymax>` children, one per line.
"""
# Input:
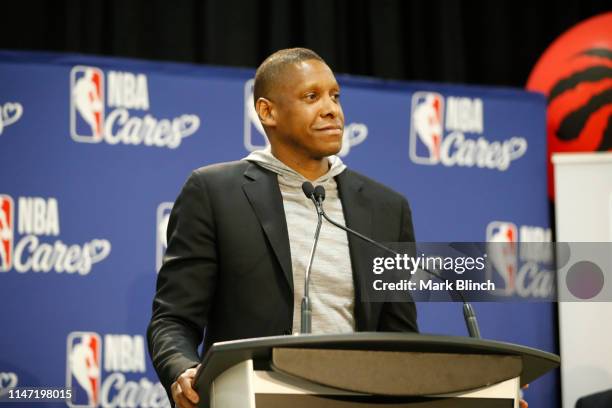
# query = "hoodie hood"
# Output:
<box><xmin>243</xmin><ymin>145</ymin><xmax>346</xmax><ymax>188</ymax></box>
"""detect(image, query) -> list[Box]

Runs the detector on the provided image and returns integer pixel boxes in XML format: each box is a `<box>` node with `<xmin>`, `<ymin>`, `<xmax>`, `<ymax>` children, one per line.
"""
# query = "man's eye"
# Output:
<box><xmin>305</xmin><ymin>93</ymin><xmax>317</xmax><ymax>101</ymax></box>
<box><xmin>333</xmin><ymin>93</ymin><xmax>341</xmax><ymax>101</ymax></box>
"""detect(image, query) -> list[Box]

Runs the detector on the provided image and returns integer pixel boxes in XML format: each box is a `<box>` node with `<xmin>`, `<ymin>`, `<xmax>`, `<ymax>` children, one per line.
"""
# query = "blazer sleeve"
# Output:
<box><xmin>377</xmin><ymin>196</ymin><xmax>419</xmax><ymax>333</ymax></box>
<box><xmin>147</xmin><ymin>171</ymin><xmax>218</xmax><ymax>399</ymax></box>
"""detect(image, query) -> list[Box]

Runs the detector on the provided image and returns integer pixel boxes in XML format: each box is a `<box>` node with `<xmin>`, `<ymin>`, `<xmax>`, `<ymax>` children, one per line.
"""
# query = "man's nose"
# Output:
<box><xmin>321</xmin><ymin>95</ymin><xmax>342</xmax><ymax>118</ymax></box>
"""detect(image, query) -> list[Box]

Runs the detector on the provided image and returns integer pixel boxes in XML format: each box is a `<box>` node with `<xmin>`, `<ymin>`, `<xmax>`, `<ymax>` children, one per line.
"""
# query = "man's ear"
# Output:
<box><xmin>255</xmin><ymin>98</ymin><xmax>276</xmax><ymax>127</ymax></box>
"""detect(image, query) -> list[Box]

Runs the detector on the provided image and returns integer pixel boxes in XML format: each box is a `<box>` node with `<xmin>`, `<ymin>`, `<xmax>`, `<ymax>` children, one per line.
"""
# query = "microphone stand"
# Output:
<box><xmin>312</xmin><ymin>185</ymin><xmax>481</xmax><ymax>339</ymax></box>
<box><xmin>300</xmin><ymin>183</ymin><xmax>324</xmax><ymax>334</ymax></box>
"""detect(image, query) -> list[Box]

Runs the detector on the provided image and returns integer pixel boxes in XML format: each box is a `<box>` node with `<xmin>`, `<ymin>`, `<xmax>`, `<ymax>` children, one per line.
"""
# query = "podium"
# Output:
<box><xmin>194</xmin><ymin>333</ymin><xmax>559</xmax><ymax>408</ymax></box>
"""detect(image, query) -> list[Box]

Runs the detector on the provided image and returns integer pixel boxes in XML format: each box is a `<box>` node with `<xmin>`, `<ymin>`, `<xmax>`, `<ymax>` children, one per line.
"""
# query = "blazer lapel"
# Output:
<box><xmin>242</xmin><ymin>163</ymin><xmax>293</xmax><ymax>291</ymax></box>
<box><xmin>336</xmin><ymin>170</ymin><xmax>380</xmax><ymax>331</ymax></box>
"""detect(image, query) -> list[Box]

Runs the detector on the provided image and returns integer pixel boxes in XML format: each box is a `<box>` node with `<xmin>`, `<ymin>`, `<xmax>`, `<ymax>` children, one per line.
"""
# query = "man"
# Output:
<box><xmin>147</xmin><ymin>48</ymin><xmax>418</xmax><ymax>408</ymax></box>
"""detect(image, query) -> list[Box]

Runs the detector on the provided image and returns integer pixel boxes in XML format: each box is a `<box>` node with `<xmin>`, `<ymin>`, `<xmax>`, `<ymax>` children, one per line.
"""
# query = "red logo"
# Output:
<box><xmin>486</xmin><ymin>221</ymin><xmax>518</xmax><ymax>295</ymax></box>
<box><xmin>410</xmin><ymin>92</ymin><xmax>444</xmax><ymax>164</ymax></box>
<box><xmin>527</xmin><ymin>12</ymin><xmax>612</xmax><ymax>198</ymax></box>
<box><xmin>0</xmin><ymin>195</ymin><xmax>14</xmax><ymax>272</ymax></box>
<box><xmin>66</xmin><ymin>332</ymin><xmax>101</xmax><ymax>407</ymax></box>
<box><xmin>70</xmin><ymin>66</ymin><xmax>105</xmax><ymax>143</ymax></box>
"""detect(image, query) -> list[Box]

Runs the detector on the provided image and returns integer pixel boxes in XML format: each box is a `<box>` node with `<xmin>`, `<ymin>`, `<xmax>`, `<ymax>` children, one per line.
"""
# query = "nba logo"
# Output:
<box><xmin>66</xmin><ymin>332</ymin><xmax>101</xmax><ymax>407</ymax></box>
<box><xmin>0</xmin><ymin>195</ymin><xmax>14</xmax><ymax>272</ymax></box>
<box><xmin>486</xmin><ymin>221</ymin><xmax>518</xmax><ymax>295</ymax></box>
<box><xmin>70</xmin><ymin>66</ymin><xmax>105</xmax><ymax>143</ymax></box>
<box><xmin>156</xmin><ymin>202</ymin><xmax>173</xmax><ymax>273</ymax></box>
<box><xmin>409</xmin><ymin>92</ymin><xmax>444</xmax><ymax>165</ymax></box>
<box><xmin>243</xmin><ymin>78</ymin><xmax>269</xmax><ymax>152</ymax></box>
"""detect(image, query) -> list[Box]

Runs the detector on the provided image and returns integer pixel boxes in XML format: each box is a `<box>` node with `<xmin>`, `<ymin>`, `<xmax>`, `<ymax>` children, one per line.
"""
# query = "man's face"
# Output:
<box><xmin>265</xmin><ymin>59</ymin><xmax>344</xmax><ymax>160</ymax></box>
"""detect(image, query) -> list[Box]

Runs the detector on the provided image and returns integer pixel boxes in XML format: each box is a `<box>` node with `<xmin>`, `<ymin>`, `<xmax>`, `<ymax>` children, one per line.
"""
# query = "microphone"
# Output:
<box><xmin>311</xmin><ymin>184</ymin><xmax>482</xmax><ymax>339</ymax></box>
<box><xmin>299</xmin><ymin>181</ymin><xmax>323</xmax><ymax>334</ymax></box>
<box><xmin>313</xmin><ymin>185</ymin><xmax>325</xmax><ymax>204</ymax></box>
<box><xmin>302</xmin><ymin>181</ymin><xmax>315</xmax><ymax>199</ymax></box>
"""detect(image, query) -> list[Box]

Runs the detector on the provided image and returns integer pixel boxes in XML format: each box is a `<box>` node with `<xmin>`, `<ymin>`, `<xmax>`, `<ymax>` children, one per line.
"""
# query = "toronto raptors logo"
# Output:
<box><xmin>527</xmin><ymin>12</ymin><xmax>612</xmax><ymax>198</ymax></box>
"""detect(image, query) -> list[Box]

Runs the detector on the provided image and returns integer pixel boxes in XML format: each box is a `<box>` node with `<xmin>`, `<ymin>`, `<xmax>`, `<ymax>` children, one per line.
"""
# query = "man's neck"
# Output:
<box><xmin>270</xmin><ymin>146</ymin><xmax>330</xmax><ymax>181</ymax></box>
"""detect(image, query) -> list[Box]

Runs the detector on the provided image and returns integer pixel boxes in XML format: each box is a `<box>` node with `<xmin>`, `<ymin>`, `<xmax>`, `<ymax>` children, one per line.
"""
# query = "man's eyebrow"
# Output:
<box><xmin>294</xmin><ymin>83</ymin><xmax>319</xmax><ymax>94</ymax></box>
<box><xmin>298</xmin><ymin>81</ymin><xmax>340</xmax><ymax>91</ymax></box>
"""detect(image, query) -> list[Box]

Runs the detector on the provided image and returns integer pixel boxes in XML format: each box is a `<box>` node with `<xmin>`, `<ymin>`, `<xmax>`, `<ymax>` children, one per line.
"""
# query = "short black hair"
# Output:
<box><xmin>253</xmin><ymin>48</ymin><xmax>324</xmax><ymax>106</ymax></box>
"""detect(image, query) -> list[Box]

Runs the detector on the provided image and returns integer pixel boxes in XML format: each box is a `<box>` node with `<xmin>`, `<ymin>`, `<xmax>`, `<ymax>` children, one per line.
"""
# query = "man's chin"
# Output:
<box><xmin>316</xmin><ymin>142</ymin><xmax>342</xmax><ymax>158</ymax></box>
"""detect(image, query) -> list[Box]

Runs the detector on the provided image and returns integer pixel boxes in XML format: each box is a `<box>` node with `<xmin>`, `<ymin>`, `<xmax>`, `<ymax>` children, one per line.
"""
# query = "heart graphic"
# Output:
<box><xmin>89</xmin><ymin>239</ymin><xmax>112</xmax><ymax>263</ymax></box>
<box><xmin>0</xmin><ymin>372</ymin><xmax>18</xmax><ymax>396</ymax></box>
<box><xmin>176</xmin><ymin>114</ymin><xmax>201</xmax><ymax>138</ymax></box>
<box><xmin>2</xmin><ymin>103</ymin><xmax>23</xmax><ymax>127</ymax></box>
<box><xmin>346</xmin><ymin>123</ymin><xmax>368</xmax><ymax>145</ymax></box>
<box><xmin>338</xmin><ymin>123</ymin><xmax>369</xmax><ymax>157</ymax></box>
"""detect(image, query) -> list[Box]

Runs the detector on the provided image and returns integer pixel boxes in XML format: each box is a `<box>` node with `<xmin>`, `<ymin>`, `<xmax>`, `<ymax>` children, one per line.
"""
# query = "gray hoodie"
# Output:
<box><xmin>244</xmin><ymin>147</ymin><xmax>355</xmax><ymax>334</ymax></box>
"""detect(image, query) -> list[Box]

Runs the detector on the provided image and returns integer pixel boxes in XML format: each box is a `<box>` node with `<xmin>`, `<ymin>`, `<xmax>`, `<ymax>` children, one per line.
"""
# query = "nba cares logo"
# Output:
<box><xmin>69</xmin><ymin>66</ymin><xmax>200</xmax><ymax>149</ymax></box>
<box><xmin>70</xmin><ymin>66</ymin><xmax>105</xmax><ymax>143</ymax></box>
<box><xmin>66</xmin><ymin>332</ymin><xmax>101</xmax><ymax>407</ymax></box>
<box><xmin>64</xmin><ymin>332</ymin><xmax>166</xmax><ymax>407</ymax></box>
<box><xmin>409</xmin><ymin>91</ymin><xmax>528</xmax><ymax>171</ymax></box>
<box><xmin>0</xmin><ymin>195</ymin><xmax>111</xmax><ymax>275</ymax></box>
<box><xmin>0</xmin><ymin>195</ymin><xmax>14</xmax><ymax>272</ymax></box>
<box><xmin>486</xmin><ymin>221</ymin><xmax>518</xmax><ymax>295</ymax></box>
<box><xmin>410</xmin><ymin>92</ymin><xmax>444</xmax><ymax>164</ymax></box>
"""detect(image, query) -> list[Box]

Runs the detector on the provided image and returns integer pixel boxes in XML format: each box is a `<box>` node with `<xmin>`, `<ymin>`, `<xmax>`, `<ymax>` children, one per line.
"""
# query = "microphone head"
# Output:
<box><xmin>313</xmin><ymin>185</ymin><xmax>326</xmax><ymax>202</ymax></box>
<box><xmin>301</xmin><ymin>181</ymin><xmax>315</xmax><ymax>199</ymax></box>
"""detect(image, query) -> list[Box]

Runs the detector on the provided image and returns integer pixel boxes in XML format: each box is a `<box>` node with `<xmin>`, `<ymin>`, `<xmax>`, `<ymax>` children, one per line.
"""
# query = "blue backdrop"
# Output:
<box><xmin>0</xmin><ymin>51</ymin><xmax>557</xmax><ymax>407</ymax></box>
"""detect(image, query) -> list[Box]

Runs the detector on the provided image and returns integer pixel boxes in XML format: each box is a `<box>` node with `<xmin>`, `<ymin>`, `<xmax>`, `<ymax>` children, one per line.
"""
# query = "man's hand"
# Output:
<box><xmin>520</xmin><ymin>383</ymin><xmax>529</xmax><ymax>408</ymax></box>
<box><xmin>171</xmin><ymin>364</ymin><xmax>201</xmax><ymax>408</ymax></box>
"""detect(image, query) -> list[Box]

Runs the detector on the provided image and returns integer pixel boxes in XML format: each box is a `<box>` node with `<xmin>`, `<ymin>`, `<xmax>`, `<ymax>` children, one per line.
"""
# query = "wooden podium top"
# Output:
<box><xmin>194</xmin><ymin>332</ymin><xmax>559</xmax><ymax>398</ymax></box>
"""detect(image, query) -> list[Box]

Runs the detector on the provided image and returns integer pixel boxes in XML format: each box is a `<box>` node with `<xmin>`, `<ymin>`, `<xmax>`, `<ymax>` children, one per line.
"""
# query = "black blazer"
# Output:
<box><xmin>576</xmin><ymin>390</ymin><xmax>612</xmax><ymax>408</ymax></box>
<box><xmin>147</xmin><ymin>161</ymin><xmax>418</xmax><ymax>398</ymax></box>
